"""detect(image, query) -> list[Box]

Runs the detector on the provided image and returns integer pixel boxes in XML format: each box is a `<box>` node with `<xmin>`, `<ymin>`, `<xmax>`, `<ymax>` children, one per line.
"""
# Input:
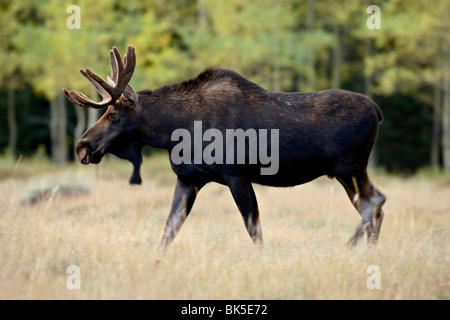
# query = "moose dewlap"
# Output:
<box><xmin>63</xmin><ymin>45</ymin><xmax>386</xmax><ymax>250</ymax></box>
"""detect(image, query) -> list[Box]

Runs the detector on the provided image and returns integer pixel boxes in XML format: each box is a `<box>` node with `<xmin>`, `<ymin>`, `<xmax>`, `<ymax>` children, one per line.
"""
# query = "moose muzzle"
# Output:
<box><xmin>76</xmin><ymin>145</ymin><xmax>91</xmax><ymax>165</ymax></box>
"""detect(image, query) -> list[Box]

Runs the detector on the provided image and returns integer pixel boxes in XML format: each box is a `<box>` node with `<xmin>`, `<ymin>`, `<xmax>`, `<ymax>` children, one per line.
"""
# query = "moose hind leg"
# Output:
<box><xmin>349</xmin><ymin>194</ymin><xmax>385</xmax><ymax>246</ymax></box>
<box><xmin>338</xmin><ymin>172</ymin><xmax>386</xmax><ymax>246</ymax></box>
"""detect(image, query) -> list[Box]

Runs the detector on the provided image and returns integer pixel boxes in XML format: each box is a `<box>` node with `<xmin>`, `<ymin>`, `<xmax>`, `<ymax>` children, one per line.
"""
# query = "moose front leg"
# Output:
<box><xmin>226</xmin><ymin>176</ymin><xmax>263</xmax><ymax>245</ymax></box>
<box><xmin>160</xmin><ymin>178</ymin><xmax>203</xmax><ymax>250</ymax></box>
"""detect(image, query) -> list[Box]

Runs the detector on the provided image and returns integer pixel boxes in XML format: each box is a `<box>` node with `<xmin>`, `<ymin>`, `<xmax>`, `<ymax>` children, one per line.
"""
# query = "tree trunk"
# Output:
<box><xmin>306</xmin><ymin>0</ymin><xmax>315</xmax><ymax>92</ymax></box>
<box><xmin>431</xmin><ymin>59</ymin><xmax>442</xmax><ymax>167</ymax></box>
<box><xmin>87</xmin><ymin>108</ymin><xmax>100</xmax><ymax>127</ymax></box>
<box><xmin>271</xmin><ymin>2</ymin><xmax>281</xmax><ymax>92</ymax></box>
<box><xmin>197</xmin><ymin>0</ymin><xmax>208</xmax><ymax>30</ymax></box>
<box><xmin>74</xmin><ymin>106</ymin><xmax>86</xmax><ymax>159</ymax></box>
<box><xmin>7</xmin><ymin>81</ymin><xmax>17</xmax><ymax>157</ymax></box>
<box><xmin>442</xmin><ymin>38</ymin><xmax>450</xmax><ymax>171</ymax></box>
<box><xmin>364</xmin><ymin>38</ymin><xmax>373</xmax><ymax>98</ymax></box>
<box><xmin>331</xmin><ymin>24</ymin><xmax>342</xmax><ymax>89</ymax></box>
<box><xmin>365</xmin><ymin>38</ymin><xmax>378</xmax><ymax>167</ymax></box>
<box><xmin>50</xmin><ymin>91</ymin><xmax>68</xmax><ymax>165</ymax></box>
<box><xmin>87</xmin><ymin>86</ymin><xmax>100</xmax><ymax>127</ymax></box>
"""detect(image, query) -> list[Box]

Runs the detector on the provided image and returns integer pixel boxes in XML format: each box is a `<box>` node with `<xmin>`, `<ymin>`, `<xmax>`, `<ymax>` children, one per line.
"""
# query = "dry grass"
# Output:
<box><xmin>0</xmin><ymin>153</ymin><xmax>448</xmax><ymax>299</ymax></box>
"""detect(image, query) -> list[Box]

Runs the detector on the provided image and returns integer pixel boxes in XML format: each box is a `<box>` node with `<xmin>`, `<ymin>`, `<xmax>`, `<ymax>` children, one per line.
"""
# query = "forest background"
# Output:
<box><xmin>0</xmin><ymin>0</ymin><xmax>449</xmax><ymax>173</ymax></box>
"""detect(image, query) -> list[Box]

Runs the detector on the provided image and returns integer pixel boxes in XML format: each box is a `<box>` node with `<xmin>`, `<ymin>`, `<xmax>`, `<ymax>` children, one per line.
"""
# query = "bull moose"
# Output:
<box><xmin>63</xmin><ymin>45</ymin><xmax>386</xmax><ymax>249</ymax></box>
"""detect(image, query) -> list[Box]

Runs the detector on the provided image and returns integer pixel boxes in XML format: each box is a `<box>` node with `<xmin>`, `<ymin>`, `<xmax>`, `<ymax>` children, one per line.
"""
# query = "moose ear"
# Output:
<box><xmin>123</xmin><ymin>85</ymin><xmax>138</xmax><ymax>105</ymax></box>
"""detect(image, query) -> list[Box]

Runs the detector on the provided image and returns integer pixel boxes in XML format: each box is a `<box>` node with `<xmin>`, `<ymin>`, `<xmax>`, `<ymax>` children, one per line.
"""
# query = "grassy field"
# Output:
<box><xmin>0</xmin><ymin>153</ymin><xmax>448</xmax><ymax>300</ymax></box>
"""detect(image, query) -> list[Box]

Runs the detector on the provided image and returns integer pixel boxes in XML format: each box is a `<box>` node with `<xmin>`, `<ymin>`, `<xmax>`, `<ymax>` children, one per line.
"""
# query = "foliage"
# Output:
<box><xmin>0</xmin><ymin>0</ymin><xmax>448</xmax><ymax>172</ymax></box>
<box><xmin>376</xmin><ymin>94</ymin><xmax>432</xmax><ymax>172</ymax></box>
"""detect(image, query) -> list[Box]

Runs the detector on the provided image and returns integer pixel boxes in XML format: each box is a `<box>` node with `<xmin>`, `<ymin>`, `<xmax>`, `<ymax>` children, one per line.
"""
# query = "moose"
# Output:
<box><xmin>63</xmin><ymin>45</ymin><xmax>386</xmax><ymax>249</ymax></box>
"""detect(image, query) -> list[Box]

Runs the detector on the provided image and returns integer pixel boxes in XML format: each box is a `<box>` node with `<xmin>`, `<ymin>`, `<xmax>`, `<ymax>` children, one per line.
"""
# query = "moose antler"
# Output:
<box><xmin>62</xmin><ymin>45</ymin><xmax>136</xmax><ymax>109</ymax></box>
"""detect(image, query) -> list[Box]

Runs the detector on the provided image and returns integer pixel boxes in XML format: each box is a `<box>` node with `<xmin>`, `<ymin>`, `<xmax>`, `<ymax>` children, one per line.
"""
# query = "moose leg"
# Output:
<box><xmin>226</xmin><ymin>176</ymin><xmax>263</xmax><ymax>245</ymax></box>
<box><xmin>160</xmin><ymin>177</ymin><xmax>203</xmax><ymax>250</ymax></box>
<box><xmin>337</xmin><ymin>171</ymin><xmax>385</xmax><ymax>246</ymax></box>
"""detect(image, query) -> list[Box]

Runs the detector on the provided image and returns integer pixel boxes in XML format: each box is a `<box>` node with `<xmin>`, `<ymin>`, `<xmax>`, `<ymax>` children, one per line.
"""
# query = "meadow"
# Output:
<box><xmin>0</xmin><ymin>153</ymin><xmax>448</xmax><ymax>300</ymax></box>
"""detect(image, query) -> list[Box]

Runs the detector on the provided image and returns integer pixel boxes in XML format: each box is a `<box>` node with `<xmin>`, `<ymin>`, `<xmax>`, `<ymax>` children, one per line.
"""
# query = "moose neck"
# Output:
<box><xmin>136</xmin><ymin>89</ymin><xmax>200</xmax><ymax>150</ymax></box>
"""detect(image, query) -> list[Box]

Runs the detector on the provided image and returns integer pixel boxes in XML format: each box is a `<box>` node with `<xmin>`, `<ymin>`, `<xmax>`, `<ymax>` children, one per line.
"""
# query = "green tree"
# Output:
<box><xmin>359</xmin><ymin>0</ymin><xmax>449</xmax><ymax>170</ymax></box>
<box><xmin>0</xmin><ymin>1</ymin><xmax>24</xmax><ymax>157</ymax></box>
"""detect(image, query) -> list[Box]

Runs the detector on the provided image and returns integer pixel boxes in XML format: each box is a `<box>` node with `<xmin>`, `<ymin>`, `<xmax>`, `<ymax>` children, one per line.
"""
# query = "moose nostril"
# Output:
<box><xmin>76</xmin><ymin>146</ymin><xmax>91</xmax><ymax>165</ymax></box>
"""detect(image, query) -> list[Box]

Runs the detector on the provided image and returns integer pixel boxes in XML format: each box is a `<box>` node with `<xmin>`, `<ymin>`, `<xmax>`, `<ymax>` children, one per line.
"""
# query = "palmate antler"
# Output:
<box><xmin>62</xmin><ymin>45</ymin><xmax>136</xmax><ymax>109</ymax></box>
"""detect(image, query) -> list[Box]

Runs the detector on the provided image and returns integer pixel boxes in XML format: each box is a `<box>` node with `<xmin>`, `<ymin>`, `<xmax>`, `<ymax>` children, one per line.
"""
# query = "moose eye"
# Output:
<box><xmin>107</xmin><ymin>113</ymin><xmax>118</xmax><ymax>122</ymax></box>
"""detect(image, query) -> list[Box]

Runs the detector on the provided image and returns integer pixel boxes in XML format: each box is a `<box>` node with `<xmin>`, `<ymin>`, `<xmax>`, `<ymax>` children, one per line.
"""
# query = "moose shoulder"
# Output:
<box><xmin>63</xmin><ymin>45</ymin><xmax>386</xmax><ymax>250</ymax></box>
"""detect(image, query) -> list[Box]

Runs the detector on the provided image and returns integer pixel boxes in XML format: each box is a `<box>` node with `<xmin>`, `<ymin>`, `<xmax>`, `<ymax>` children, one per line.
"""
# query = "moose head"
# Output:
<box><xmin>62</xmin><ymin>46</ymin><xmax>143</xmax><ymax>185</ymax></box>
